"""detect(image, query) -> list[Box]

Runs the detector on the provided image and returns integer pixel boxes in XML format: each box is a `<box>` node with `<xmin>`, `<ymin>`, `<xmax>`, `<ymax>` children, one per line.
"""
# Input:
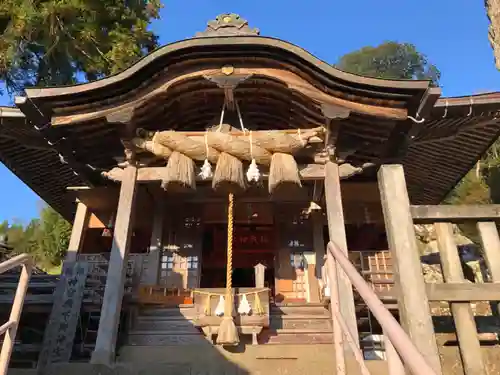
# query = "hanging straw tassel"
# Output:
<box><xmin>268</xmin><ymin>153</ymin><xmax>302</xmax><ymax>195</ymax></box>
<box><xmin>237</xmin><ymin>294</ymin><xmax>252</xmax><ymax>315</ymax></box>
<box><xmin>212</xmin><ymin>101</ymin><xmax>246</xmax><ymax>194</ymax></box>
<box><xmin>204</xmin><ymin>294</ymin><xmax>212</xmax><ymax>316</ymax></box>
<box><xmin>212</xmin><ymin>152</ymin><xmax>246</xmax><ymax>194</ymax></box>
<box><xmin>161</xmin><ymin>151</ymin><xmax>196</xmax><ymax>192</ymax></box>
<box><xmin>268</xmin><ymin>129</ymin><xmax>303</xmax><ymax>196</ymax></box>
<box><xmin>253</xmin><ymin>292</ymin><xmax>265</xmax><ymax>316</ymax></box>
<box><xmin>216</xmin><ymin>193</ymin><xmax>240</xmax><ymax>345</ymax></box>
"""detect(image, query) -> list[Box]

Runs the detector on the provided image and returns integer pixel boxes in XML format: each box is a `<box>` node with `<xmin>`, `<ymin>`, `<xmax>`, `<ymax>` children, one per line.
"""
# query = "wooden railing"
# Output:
<box><xmin>410</xmin><ymin>204</ymin><xmax>500</xmax><ymax>375</ymax></box>
<box><xmin>326</xmin><ymin>241</ymin><xmax>437</xmax><ymax>375</ymax></box>
<box><xmin>0</xmin><ymin>254</ymin><xmax>33</xmax><ymax>375</ymax></box>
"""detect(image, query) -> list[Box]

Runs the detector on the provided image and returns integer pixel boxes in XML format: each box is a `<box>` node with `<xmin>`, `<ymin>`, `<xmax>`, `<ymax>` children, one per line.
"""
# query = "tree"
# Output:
<box><xmin>336</xmin><ymin>42</ymin><xmax>441</xmax><ymax>85</ymax></box>
<box><xmin>0</xmin><ymin>205</ymin><xmax>71</xmax><ymax>268</ymax></box>
<box><xmin>37</xmin><ymin>206</ymin><xmax>72</xmax><ymax>266</ymax></box>
<box><xmin>0</xmin><ymin>0</ymin><xmax>162</xmax><ymax>95</ymax></box>
<box><xmin>486</xmin><ymin>0</ymin><xmax>500</xmax><ymax>70</ymax></box>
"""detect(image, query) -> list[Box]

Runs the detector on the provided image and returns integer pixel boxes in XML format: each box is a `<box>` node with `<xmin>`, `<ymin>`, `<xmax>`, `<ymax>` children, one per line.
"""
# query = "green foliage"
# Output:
<box><xmin>0</xmin><ymin>0</ymin><xmax>162</xmax><ymax>94</ymax></box>
<box><xmin>336</xmin><ymin>42</ymin><xmax>441</xmax><ymax>85</ymax></box>
<box><xmin>443</xmin><ymin>170</ymin><xmax>492</xmax><ymax>242</ymax></box>
<box><xmin>444</xmin><ymin>170</ymin><xmax>491</xmax><ymax>206</ymax></box>
<box><xmin>0</xmin><ymin>205</ymin><xmax>71</xmax><ymax>268</ymax></box>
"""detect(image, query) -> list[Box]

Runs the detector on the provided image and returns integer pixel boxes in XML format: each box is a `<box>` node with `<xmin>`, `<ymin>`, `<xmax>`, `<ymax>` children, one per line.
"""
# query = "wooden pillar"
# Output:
<box><xmin>143</xmin><ymin>194</ymin><xmax>164</xmax><ymax>285</ymax></box>
<box><xmin>478</xmin><ymin>221</ymin><xmax>500</xmax><ymax>315</ymax></box>
<box><xmin>65</xmin><ymin>201</ymin><xmax>90</xmax><ymax>262</ymax></box>
<box><xmin>312</xmin><ymin>212</ymin><xmax>325</xmax><ymax>279</ymax></box>
<box><xmin>378</xmin><ymin>164</ymin><xmax>442</xmax><ymax>374</ymax></box>
<box><xmin>91</xmin><ymin>166</ymin><xmax>138</xmax><ymax>365</ymax></box>
<box><xmin>324</xmin><ymin>161</ymin><xmax>359</xmax><ymax>347</ymax></box>
<box><xmin>436</xmin><ymin>223</ymin><xmax>485</xmax><ymax>375</ymax></box>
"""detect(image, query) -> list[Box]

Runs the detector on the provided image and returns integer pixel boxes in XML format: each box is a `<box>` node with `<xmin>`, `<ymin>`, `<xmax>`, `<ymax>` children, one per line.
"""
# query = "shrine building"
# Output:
<box><xmin>1</xmin><ymin>13</ymin><xmax>500</xmax><ymax>375</ymax></box>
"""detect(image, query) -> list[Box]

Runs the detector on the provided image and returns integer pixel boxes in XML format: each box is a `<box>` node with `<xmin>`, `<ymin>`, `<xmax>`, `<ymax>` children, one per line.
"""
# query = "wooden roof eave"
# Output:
<box><xmin>403</xmin><ymin>98</ymin><xmax>500</xmax><ymax>204</ymax></box>
<box><xmin>21</xmin><ymin>37</ymin><xmax>433</xmax><ymax>99</ymax></box>
<box><xmin>16</xmin><ymin>37</ymin><xmax>437</xmax><ymax>128</ymax></box>
<box><xmin>44</xmin><ymin>67</ymin><xmax>414</xmax><ymax>127</ymax></box>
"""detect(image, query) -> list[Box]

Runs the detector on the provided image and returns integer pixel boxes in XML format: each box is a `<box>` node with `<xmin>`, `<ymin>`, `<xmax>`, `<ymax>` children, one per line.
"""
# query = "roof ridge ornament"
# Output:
<box><xmin>195</xmin><ymin>13</ymin><xmax>260</xmax><ymax>38</ymax></box>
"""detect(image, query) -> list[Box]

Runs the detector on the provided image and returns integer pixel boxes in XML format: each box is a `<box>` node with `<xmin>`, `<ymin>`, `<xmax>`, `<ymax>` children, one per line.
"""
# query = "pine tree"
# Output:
<box><xmin>0</xmin><ymin>0</ymin><xmax>162</xmax><ymax>94</ymax></box>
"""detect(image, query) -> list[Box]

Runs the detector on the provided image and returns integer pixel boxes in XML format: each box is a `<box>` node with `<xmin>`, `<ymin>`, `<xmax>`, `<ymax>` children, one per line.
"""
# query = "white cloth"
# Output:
<box><xmin>237</xmin><ymin>294</ymin><xmax>252</xmax><ymax>315</ymax></box>
<box><xmin>215</xmin><ymin>295</ymin><xmax>225</xmax><ymax>316</ymax></box>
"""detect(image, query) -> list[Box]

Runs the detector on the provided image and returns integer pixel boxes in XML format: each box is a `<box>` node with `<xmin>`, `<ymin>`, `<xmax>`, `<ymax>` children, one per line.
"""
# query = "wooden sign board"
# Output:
<box><xmin>37</xmin><ymin>262</ymin><xmax>88</xmax><ymax>374</ymax></box>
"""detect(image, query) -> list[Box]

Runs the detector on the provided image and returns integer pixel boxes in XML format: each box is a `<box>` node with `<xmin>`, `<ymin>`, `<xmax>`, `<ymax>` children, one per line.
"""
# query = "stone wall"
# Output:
<box><xmin>415</xmin><ymin>224</ymin><xmax>495</xmax><ymax>322</ymax></box>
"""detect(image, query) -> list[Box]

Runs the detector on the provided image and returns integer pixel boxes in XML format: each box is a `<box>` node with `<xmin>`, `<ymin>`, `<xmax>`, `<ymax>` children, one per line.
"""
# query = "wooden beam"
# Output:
<box><xmin>426</xmin><ymin>283</ymin><xmax>500</xmax><ymax>302</ymax></box>
<box><xmin>324</xmin><ymin>161</ymin><xmax>359</xmax><ymax>349</ymax></box>
<box><xmin>91</xmin><ymin>166</ymin><xmax>138</xmax><ymax>366</ymax></box>
<box><xmin>435</xmin><ymin>222</ymin><xmax>486</xmax><ymax>375</ymax></box>
<box><xmin>411</xmin><ymin>205</ymin><xmax>500</xmax><ymax>222</ymax></box>
<box><xmin>65</xmin><ymin>201</ymin><xmax>90</xmax><ymax>262</ymax></box>
<box><xmin>102</xmin><ymin>163</ymin><xmax>373</xmax><ymax>183</ymax></box>
<box><xmin>378</xmin><ymin>164</ymin><xmax>442</xmax><ymax>375</ymax></box>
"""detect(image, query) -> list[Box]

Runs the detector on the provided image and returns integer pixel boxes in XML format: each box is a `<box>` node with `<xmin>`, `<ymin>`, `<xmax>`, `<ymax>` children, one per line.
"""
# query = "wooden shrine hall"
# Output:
<box><xmin>2</xmin><ymin>13</ymin><xmax>500</xmax><ymax>375</ymax></box>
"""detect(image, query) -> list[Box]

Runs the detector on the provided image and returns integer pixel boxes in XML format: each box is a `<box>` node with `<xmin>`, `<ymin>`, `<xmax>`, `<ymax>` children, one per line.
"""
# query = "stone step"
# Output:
<box><xmin>136</xmin><ymin>314</ymin><xmax>196</xmax><ymax>323</ymax></box>
<box><xmin>138</xmin><ymin>305</ymin><xmax>195</xmax><ymax>318</ymax></box>
<box><xmin>129</xmin><ymin>328</ymin><xmax>201</xmax><ymax>335</ymax></box>
<box><xmin>259</xmin><ymin>331</ymin><xmax>333</xmax><ymax>345</ymax></box>
<box><xmin>272</xmin><ymin>313</ymin><xmax>331</xmax><ymax>320</ymax></box>
<box><xmin>271</xmin><ymin>304</ymin><xmax>329</xmax><ymax>316</ymax></box>
<box><xmin>133</xmin><ymin>319</ymin><xmax>200</xmax><ymax>332</ymax></box>
<box><xmin>127</xmin><ymin>332</ymin><xmax>208</xmax><ymax>346</ymax></box>
<box><xmin>270</xmin><ymin>318</ymin><xmax>332</xmax><ymax>331</ymax></box>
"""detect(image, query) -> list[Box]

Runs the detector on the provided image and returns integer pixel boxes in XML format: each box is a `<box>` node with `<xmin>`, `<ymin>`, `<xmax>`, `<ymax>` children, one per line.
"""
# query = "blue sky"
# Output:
<box><xmin>0</xmin><ymin>0</ymin><xmax>498</xmax><ymax>223</ymax></box>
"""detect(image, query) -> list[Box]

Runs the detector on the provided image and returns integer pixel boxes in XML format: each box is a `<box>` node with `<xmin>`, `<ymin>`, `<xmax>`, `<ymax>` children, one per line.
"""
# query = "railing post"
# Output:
<box><xmin>383</xmin><ymin>331</ymin><xmax>405</xmax><ymax>375</ymax></box>
<box><xmin>326</xmin><ymin>252</ymin><xmax>346</xmax><ymax>374</ymax></box>
<box><xmin>435</xmin><ymin>223</ymin><xmax>485</xmax><ymax>375</ymax></box>
<box><xmin>378</xmin><ymin>165</ymin><xmax>442</xmax><ymax>375</ymax></box>
<box><xmin>327</xmin><ymin>241</ymin><xmax>438</xmax><ymax>375</ymax></box>
<box><xmin>0</xmin><ymin>259</ymin><xmax>32</xmax><ymax>375</ymax></box>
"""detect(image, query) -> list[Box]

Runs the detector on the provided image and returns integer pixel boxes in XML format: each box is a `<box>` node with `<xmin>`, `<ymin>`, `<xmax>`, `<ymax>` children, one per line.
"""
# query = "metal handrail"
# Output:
<box><xmin>0</xmin><ymin>254</ymin><xmax>33</xmax><ymax>375</ymax></box>
<box><xmin>326</xmin><ymin>241</ymin><xmax>438</xmax><ymax>375</ymax></box>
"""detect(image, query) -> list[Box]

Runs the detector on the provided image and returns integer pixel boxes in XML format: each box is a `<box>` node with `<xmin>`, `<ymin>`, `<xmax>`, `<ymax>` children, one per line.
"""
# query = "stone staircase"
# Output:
<box><xmin>125</xmin><ymin>305</ymin><xmax>207</xmax><ymax>346</ymax></box>
<box><xmin>260</xmin><ymin>303</ymin><xmax>333</xmax><ymax>344</ymax></box>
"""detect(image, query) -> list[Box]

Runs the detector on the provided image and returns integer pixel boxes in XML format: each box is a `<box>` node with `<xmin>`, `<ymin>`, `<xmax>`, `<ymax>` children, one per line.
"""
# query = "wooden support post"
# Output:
<box><xmin>313</xmin><ymin>212</ymin><xmax>325</xmax><ymax>279</ymax></box>
<box><xmin>91</xmin><ymin>166</ymin><xmax>138</xmax><ymax>365</ymax></box>
<box><xmin>477</xmin><ymin>222</ymin><xmax>500</xmax><ymax>317</ymax></box>
<box><xmin>65</xmin><ymin>201</ymin><xmax>90</xmax><ymax>262</ymax></box>
<box><xmin>144</xmin><ymin>195</ymin><xmax>165</xmax><ymax>285</ymax></box>
<box><xmin>378</xmin><ymin>165</ymin><xmax>442</xmax><ymax>375</ymax></box>
<box><xmin>324</xmin><ymin>161</ymin><xmax>359</xmax><ymax>348</ymax></box>
<box><xmin>435</xmin><ymin>222</ymin><xmax>485</xmax><ymax>375</ymax></box>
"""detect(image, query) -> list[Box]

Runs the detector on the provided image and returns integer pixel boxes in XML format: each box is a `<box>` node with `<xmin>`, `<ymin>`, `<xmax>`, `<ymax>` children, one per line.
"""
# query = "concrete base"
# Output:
<box><xmin>9</xmin><ymin>346</ymin><xmax>500</xmax><ymax>375</ymax></box>
<box><xmin>118</xmin><ymin>344</ymin><xmax>387</xmax><ymax>375</ymax></box>
<box><xmin>90</xmin><ymin>349</ymin><xmax>115</xmax><ymax>366</ymax></box>
<box><xmin>8</xmin><ymin>345</ymin><xmax>387</xmax><ymax>375</ymax></box>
